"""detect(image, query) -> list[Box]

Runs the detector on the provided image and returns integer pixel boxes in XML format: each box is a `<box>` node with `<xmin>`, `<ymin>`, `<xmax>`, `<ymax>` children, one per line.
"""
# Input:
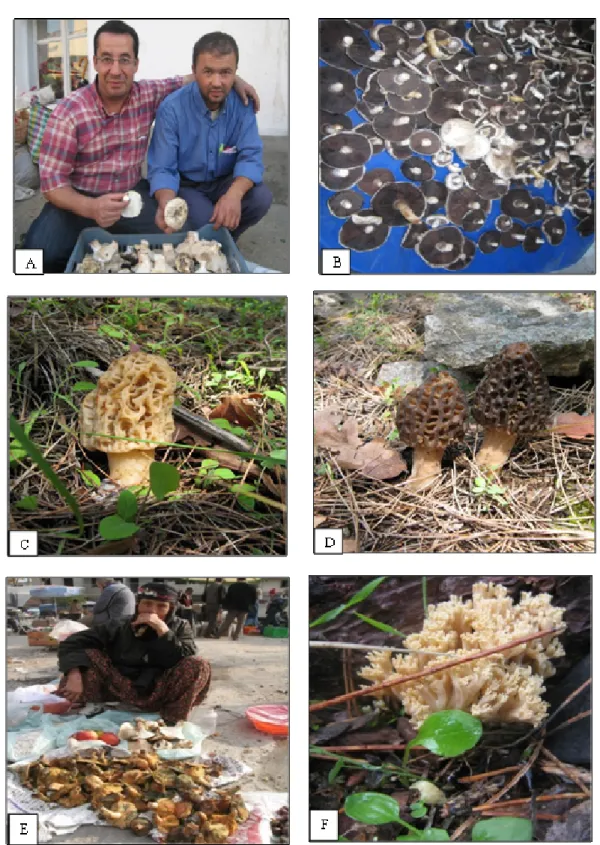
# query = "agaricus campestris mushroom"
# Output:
<box><xmin>396</xmin><ymin>371</ymin><xmax>467</xmax><ymax>491</ymax></box>
<box><xmin>80</xmin><ymin>352</ymin><xmax>177</xmax><ymax>487</ymax></box>
<box><xmin>472</xmin><ymin>342</ymin><xmax>551</xmax><ymax>470</ymax></box>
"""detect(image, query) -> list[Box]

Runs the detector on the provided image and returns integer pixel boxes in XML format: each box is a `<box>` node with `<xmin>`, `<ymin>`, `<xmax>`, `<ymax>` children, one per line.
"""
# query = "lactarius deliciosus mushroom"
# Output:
<box><xmin>80</xmin><ymin>352</ymin><xmax>177</xmax><ymax>487</ymax></box>
<box><xmin>472</xmin><ymin>342</ymin><xmax>550</xmax><ymax>470</ymax></box>
<box><xmin>396</xmin><ymin>371</ymin><xmax>467</xmax><ymax>491</ymax></box>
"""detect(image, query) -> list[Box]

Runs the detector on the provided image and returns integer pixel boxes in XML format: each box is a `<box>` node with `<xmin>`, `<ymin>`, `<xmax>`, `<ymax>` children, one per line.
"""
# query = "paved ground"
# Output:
<box><xmin>14</xmin><ymin>135</ymin><xmax>289</xmax><ymax>273</ymax></box>
<box><xmin>7</xmin><ymin>632</ymin><xmax>288</xmax><ymax>843</ymax></box>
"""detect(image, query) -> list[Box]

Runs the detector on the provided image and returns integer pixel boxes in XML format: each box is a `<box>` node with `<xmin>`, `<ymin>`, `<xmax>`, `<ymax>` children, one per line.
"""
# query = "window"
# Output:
<box><xmin>36</xmin><ymin>19</ymin><xmax>88</xmax><ymax>99</ymax></box>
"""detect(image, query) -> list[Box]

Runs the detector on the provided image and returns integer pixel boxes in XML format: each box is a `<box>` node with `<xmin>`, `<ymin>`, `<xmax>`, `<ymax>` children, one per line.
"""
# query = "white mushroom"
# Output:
<box><xmin>121</xmin><ymin>190</ymin><xmax>143</xmax><ymax>218</ymax></box>
<box><xmin>164</xmin><ymin>198</ymin><xmax>189</xmax><ymax>231</ymax></box>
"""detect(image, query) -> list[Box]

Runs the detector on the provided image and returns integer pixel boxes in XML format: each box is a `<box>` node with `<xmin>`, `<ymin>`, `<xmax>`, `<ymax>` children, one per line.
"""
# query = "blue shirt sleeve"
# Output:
<box><xmin>147</xmin><ymin>100</ymin><xmax>181</xmax><ymax>196</ymax></box>
<box><xmin>233</xmin><ymin>105</ymin><xmax>264</xmax><ymax>185</ymax></box>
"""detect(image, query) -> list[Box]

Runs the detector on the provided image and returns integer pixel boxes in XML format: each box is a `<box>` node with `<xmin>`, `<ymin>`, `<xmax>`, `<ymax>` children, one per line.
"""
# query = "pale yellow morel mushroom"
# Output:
<box><xmin>80</xmin><ymin>352</ymin><xmax>177</xmax><ymax>487</ymax></box>
<box><xmin>360</xmin><ymin>582</ymin><xmax>565</xmax><ymax>727</ymax></box>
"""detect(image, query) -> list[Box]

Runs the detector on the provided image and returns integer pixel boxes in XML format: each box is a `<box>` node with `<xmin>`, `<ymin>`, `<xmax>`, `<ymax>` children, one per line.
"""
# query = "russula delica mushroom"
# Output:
<box><xmin>396</xmin><ymin>371</ymin><xmax>467</xmax><ymax>491</ymax></box>
<box><xmin>80</xmin><ymin>352</ymin><xmax>177</xmax><ymax>487</ymax></box>
<box><xmin>472</xmin><ymin>342</ymin><xmax>551</xmax><ymax>471</ymax></box>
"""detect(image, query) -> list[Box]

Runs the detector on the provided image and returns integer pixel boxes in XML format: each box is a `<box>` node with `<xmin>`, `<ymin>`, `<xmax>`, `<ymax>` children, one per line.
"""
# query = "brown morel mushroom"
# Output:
<box><xmin>472</xmin><ymin>342</ymin><xmax>551</xmax><ymax>470</ymax></box>
<box><xmin>80</xmin><ymin>352</ymin><xmax>177</xmax><ymax>487</ymax></box>
<box><xmin>396</xmin><ymin>371</ymin><xmax>467</xmax><ymax>491</ymax></box>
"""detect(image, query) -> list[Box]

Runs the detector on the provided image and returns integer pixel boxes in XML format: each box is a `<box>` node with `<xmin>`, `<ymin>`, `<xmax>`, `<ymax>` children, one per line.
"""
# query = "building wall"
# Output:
<box><xmin>88</xmin><ymin>19</ymin><xmax>289</xmax><ymax>136</ymax></box>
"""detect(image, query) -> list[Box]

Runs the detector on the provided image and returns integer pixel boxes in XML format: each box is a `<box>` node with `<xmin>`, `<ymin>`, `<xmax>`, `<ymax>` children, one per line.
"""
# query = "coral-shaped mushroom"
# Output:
<box><xmin>472</xmin><ymin>342</ymin><xmax>551</xmax><ymax>470</ymax></box>
<box><xmin>80</xmin><ymin>352</ymin><xmax>177</xmax><ymax>487</ymax></box>
<box><xmin>396</xmin><ymin>371</ymin><xmax>467</xmax><ymax>490</ymax></box>
<box><xmin>360</xmin><ymin>582</ymin><xmax>565</xmax><ymax>727</ymax></box>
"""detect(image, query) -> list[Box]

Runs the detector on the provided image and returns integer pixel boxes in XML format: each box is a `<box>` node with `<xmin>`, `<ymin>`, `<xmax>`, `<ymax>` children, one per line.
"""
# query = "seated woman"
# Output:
<box><xmin>57</xmin><ymin>582</ymin><xmax>210</xmax><ymax>723</ymax></box>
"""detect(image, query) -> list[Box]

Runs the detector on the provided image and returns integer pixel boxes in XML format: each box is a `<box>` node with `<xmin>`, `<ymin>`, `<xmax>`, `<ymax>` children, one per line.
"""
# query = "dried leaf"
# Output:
<box><xmin>314</xmin><ymin>514</ymin><xmax>328</xmax><ymax>528</ymax></box>
<box><xmin>343</xmin><ymin>536</ymin><xmax>358</xmax><ymax>553</ymax></box>
<box><xmin>173</xmin><ymin>422</ymin><xmax>210</xmax><ymax>445</ymax></box>
<box><xmin>314</xmin><ymin>408</ymin><xmax>361</xmax><ymax>450</ymax></box>
<box><xmin>209</xmin><ymin>393</ymin><xmax>263</xmax><ymax>428</ymax></box>
<box><xmin>550</xmin><ymin>412</ymin><xmax>595</xmax><ymax>440</ymax></box>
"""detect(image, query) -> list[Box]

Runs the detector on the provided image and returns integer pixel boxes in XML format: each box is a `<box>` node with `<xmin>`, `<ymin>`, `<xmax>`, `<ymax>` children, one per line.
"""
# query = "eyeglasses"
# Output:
<box><xmin>96</xmin><ymin>56</ymin><xmax>134</xmax><ymax>68</ymax></box>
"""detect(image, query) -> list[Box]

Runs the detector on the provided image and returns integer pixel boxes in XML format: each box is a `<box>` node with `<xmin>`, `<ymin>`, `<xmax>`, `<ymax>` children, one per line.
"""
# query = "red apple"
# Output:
<box><xmin>72</xmin><ymin>730</ymin><xmax>98</xmax><ymax>741</ymax></box>
<box><xmin>99</xmin><ymin>732</ymin><xmax>120</xmax><ymax>746</ymax></box>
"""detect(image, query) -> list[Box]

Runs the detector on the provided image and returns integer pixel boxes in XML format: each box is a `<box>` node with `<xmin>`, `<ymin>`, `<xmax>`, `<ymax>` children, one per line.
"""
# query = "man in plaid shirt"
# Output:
<box><xmin>24</xmin><ymin>20</ymin><xmax>259</xmax><ymax>272</ymax></box>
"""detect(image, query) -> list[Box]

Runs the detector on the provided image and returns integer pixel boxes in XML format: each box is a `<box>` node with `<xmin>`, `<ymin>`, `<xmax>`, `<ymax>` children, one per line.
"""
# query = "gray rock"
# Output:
<box><xmin>544</xmin><ymin>800</ymin><xmax>591</xmax><ymax>842</ymax></box>
<box><xmin>424</xmin><ymin>293</ymin><xmax>595</xmax><ymax>377</ymax></box>
<box><xmin>376</xmin><ymin>360</ymin><xmax>476</xmax><ymax>393</ymax></box>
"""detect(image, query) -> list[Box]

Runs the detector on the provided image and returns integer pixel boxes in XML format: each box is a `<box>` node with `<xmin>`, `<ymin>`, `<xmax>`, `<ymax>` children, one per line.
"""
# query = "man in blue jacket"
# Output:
<box><xmin>149</xmin><ymin>32</ymin><xmax>272</xmax><ymax>239</ymax></box>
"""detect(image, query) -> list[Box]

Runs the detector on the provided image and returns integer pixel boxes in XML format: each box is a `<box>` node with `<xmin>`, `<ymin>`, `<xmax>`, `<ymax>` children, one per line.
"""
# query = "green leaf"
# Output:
<box><xmin>264</xmin><ymin>389</ymin><xmax>287</xmax><ymax>407</ymax></box>
<box><xmin>71</xmin><ymin>381</ymin><xmax>97</xmax><ymax>392</ymax></box>
<box><xmin>117</xmin><ymin>489</ymin><xmax>138</xmax><ymax>522</ymax></box>
<box><xmin>269</xmin><ymin>448</ymin><xmax>287</xmax><ymax>461</ymax></box>
<box><xmin>201</xmin><ymin>459</ymin><xmax>220</xmax><ymax>469</ymax></box>
<box><xmin>309</xmin><ymin>604</ymin><xmax>347</xmax><ymax>628</ymax></box>
<box><xmin>472</xmin><ymin>818</ymin><xmax>533</xmax><ymax>842</ymax></box>
<box><xmin>231</xmin><ymin>482</ymin><xmax>256</xmax><ymax>494</ymax></box>
<box><xmin>79</xmin><ymin>469</ymin><xmax>102</xmax><ymax>488</ymax></box>
<box><xmin>473</xmin><ymin>477</ymin><xmax>487</xmax><ymax>489</ymax></box>
<box><xmin>345</xmin><ymin>577</ymin><xmax>387</xmax><ymax>609</ymax></box>
<box><xmin>72</xmin><ymin>360</ymin><xmax>99</xmax><ymax>368</ymax></box>
<box><xmin>328</xmin><ymin>757</ymin><xmax>344</xmax><ymax>785</ymax></box>
<box><xmin>353</xmin><ymin>612</ymin><xmax>406</xmax><ymax>637</ymax></box>
<box><xmin>409</xmin><ymin>711</ymin><xmax>482</xmax><ymax>760</ymax></box>
<box><xmin>397</xmin><ymin>829</ymin><xmax>450</xmax><ymax>842</ymax></box>
<box><xmin>410</xmin><ymin>801</ymin><xmax>427</xmax><ymax>819</ymax></box>
<box><xmin>98</xmin><ymin>324</ymin><xmax>125</xmax><ymax>338</ymax></box>
<box><xmin>9</xmin><ymin>415</ymin><xmax>84</xmax><ymax>536</ymax></box>
<box><xmin>15</xmin><ymin>495</ymin><xmax>38</xmax><ymax>512</ymax></box>
<box><xmin>98</xmin><ymin>515</ymin><xmax>140</xmax><ymax>540</ymax></box>
<box><xmin>345</xmin><ymin>793</ymin><xmax>400</xmax><ymax>825</ymax></box>
<box><xmin>487</xmin><ymin>484</ymin><xmax>504</xmax><ymax>495</ymax></box>
<box><xmin>236</xmin><ymin>494</ymin><xmax>255</xmax><ymax>511</ymax></box>
<box><xmin>150</xmin><ymin>462</ymin><xmax>180</xmax><ymax>501</ymax></box>
<box><xmin>213</xmin><ymin>467</ymin><xmax>236</xmax><ymax>479</ymax></box>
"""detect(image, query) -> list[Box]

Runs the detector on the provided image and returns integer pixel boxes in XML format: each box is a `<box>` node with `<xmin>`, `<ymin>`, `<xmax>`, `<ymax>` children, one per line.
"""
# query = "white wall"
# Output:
<box><xmin>88</xmin><ymin>19</ymin><xmax>288</xmax><ymax>136</ymax></box>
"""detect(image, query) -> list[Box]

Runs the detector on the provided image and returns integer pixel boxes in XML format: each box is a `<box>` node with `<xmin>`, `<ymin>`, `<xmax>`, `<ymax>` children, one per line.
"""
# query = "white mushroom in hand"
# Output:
<box><xmin>164</xmin><ymin>198</ymin><xmax>189</xmax><ymax>231</ymax></box>
<box><xmin>121</xmin><ymin>190</ymin><xmax>143</xmax><ymax>218</ymax></box>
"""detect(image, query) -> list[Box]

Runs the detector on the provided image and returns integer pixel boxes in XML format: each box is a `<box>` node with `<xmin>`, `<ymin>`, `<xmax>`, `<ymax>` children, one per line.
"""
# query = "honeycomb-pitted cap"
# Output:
<box><xmin>472</xmin><ymin>342</ymin><xmax>551</xmax><ymax>435</ymax></box>
<box><xmin>396</xmin><ymin>372</ymin><xmax>467</xmax><ymax>449</ymax></box>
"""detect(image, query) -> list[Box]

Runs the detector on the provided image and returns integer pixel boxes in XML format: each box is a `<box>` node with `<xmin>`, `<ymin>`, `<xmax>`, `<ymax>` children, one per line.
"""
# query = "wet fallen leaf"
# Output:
<box><xmin>210</xmin><ymin>393</ymin><xmax>263</xmax><ymax>428</ymax></box>
<box><xmin>550</xmin><ymin>412</ymin><xmax>594</xmax><ymax>440</ymax></box>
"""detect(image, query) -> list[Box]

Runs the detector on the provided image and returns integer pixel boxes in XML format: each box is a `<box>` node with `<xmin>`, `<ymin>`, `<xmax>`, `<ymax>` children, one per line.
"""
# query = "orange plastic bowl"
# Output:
<box><xmin>246</xmin><ymin>704</ymin><xmax>288</xmax><ymax>736</ymax></box>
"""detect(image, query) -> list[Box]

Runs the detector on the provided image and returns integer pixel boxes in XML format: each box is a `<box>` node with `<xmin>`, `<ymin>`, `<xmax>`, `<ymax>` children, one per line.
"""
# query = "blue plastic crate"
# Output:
<box><xmin>65</xmin><ymin>224</ymin><xmax>249</xmax><ymax>273</ymax></box>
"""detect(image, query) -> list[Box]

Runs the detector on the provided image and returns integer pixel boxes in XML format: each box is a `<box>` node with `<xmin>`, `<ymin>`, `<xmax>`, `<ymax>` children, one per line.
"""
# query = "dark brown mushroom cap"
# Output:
<box><xmin>472</xmin><ymin>342</ymin><xmax>551</xmax><ymax>436</ymax></box>
<box><xmin>346</xmin><ymin>43</ymin><xmax>399</xmax><ymax>69</ymax></box>
<box><xmin>320</xmin><ymin>162</ymin><xmax>365</xmax><ymax>191</ymax></box>
<box><xmin>372</xmin><ymin>182</ymin><xmax>426</xmax><ymax>226</ymax></box>
<box><xmin>319</xmin><ymin>111</ymin><xmax>353</xmax><ymax>137</ymax></box>
<box><xmin>372</xmin><ymin>111</ymin><xmax>414</xmax><ymax>142</ymax></box>
<box><xmin>401</xmin><ymin>156</ymin><xmax>435</xmax><ymax>182</ymax></box>
<box><xmin>421</xmin><ymin>180</ymin><xmax>448</xmax><ymax>213</ymax></box>
<box><xmin>501</xmin><ymin>189</ymin><xmax>538</xmax><ymax>223</ymax></box>
<box><xmin>353</xmin><ymin>123</ymin><xmax>385</xmax><ymax>154</ymax></box>
<box><xmin>426</xmin><ymin>88</ymin><xmax>465</xmax><ymax>124</ymax></box>
<box><xmin>416</xmin><ymin>225</ymin><xmax>464</xmax><ymax>266</ymax></box>
<box><xmin>384</xmin><ymin>80</ymin><xmax>432</xmax><ymax>115</ymax></box>
<box><xmin>500</xmin><ymin>221</ymin><xmax>526</xmax><ymax>248</ymax></box>
<box><xmin>327</xmin><ymin>190</ymin><xmax>364</xmax><ymax>218</ymax></box>
<box><xmin>410</xmin><ymin>128</ymin><xmax>442</xmax><ymax>155</ymax></box>
<box><xmin>320</xmin><ymin>131</ymin><xmax>372</xmax><ymax>168</ymax></box>
<box><xmin>447</xmin><ymin>236</ymin><xmax>476</xmax><ymax>270</ymax></box>
<box><xmin>467</xmin><ymin>55</ymin><xmax>506</xmax><ymax>87</ymax></box>
<box><xmin>319</xmin><ymin>19</ymin><xmax>367</xmax><ymax>71</ymax></box>
<box><xmin>396</xmin><ymin>371</ymin><xmax>467</xmax><ymax>450</ymax></box>
<box><xmin>358</xmin><ymin>168</ymin><xmax>394</xmax><ymax>195</ymax></box>
<box><xmin>478</xmin><ymin>229</ymin><xmax>502</xmax><ymax>253</ymax></box>
<box><xmin>402</xmin><ymin>222</ymin><xmax>428</xmax><ymax>249</ymax></box>
<box><xmin>319</xmin><ymin>66</ymin><xmax>358</xmax><ymax>114</ymax></box>
<box><xmin>339</xmin><ymin>211</ymin><xmax>390</xmax><ymax>251</ymax></box>
<box><xmin>542</xmin><ymin>216</ymin><xmax>567</xmax><ymax>246</ymax></box>
<box><xmin>495</xmin><ymin>214</ymin><xmax>513</xmax><ymax>232</ymax></box>
<box><xmin>523</xmin><ymin>226</ymin><xmax>545</xmax><ymax>253</ymax></box>
<box><xmin>447</xmin><ymin>187</ymin><xmax>491</xmax><ymax>226</ymax></box>
<box><xmin>576</xmin><ymin>213</ymin><xmax>594</xmax><ymax>237</ymax></box>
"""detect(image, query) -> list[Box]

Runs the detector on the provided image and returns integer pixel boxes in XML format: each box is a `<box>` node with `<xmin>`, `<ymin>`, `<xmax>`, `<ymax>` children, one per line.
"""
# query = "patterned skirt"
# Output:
<box><xmin>57</xmin><ymin>648</ymin><xmax>211</xmax><ymax>723</ymax></box>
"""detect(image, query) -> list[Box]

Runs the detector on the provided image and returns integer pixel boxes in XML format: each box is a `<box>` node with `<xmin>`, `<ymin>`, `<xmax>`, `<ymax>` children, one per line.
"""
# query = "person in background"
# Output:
<box><xmin>90</xmin><ymin>578</ymin><xmax>135</xmax><ymax>627</ymax></box>
<box><xmin>216</xmin><ymin>578</ymin><xmax>257</xmax><ymax>641</ymax></box>
<box><xmin>178</xmin><ymin>587</ymin><xmax>195</xmax><ymax>629</ymax></box>
<box><xmin>67</xmin><ymin>599</ymin><xmax>83</xmax><ymax>622</ymax></box>
<box><xmin>57</xmin><ymin>582</ymin><xmax>210</xmax><ymax>723</ymax></box>
<box><xmin>245</xmin><ymin>584</ymin><xmax>262</xmax><ymax>627</ymax></box>
<box><xmin>203</xmin><ymin>578</ymin><xmax>226</xmax><ymax>638</ymax></box>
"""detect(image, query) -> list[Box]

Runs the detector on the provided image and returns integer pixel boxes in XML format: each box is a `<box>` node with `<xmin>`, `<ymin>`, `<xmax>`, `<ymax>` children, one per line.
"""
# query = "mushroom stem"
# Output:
<box><xmin>476</xmin><ymin>428</ymin><xmax>517</xmax><ymax>470</ymax></box>
<box><xmin>406</xmin><ymin>445</ymin><xmax>445</xmax><ymax>491</ymax></box>
<box><xmin>107</xmin><ymin>450</ymin><xmax>155</xmax><ymax>487</ymax></box>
